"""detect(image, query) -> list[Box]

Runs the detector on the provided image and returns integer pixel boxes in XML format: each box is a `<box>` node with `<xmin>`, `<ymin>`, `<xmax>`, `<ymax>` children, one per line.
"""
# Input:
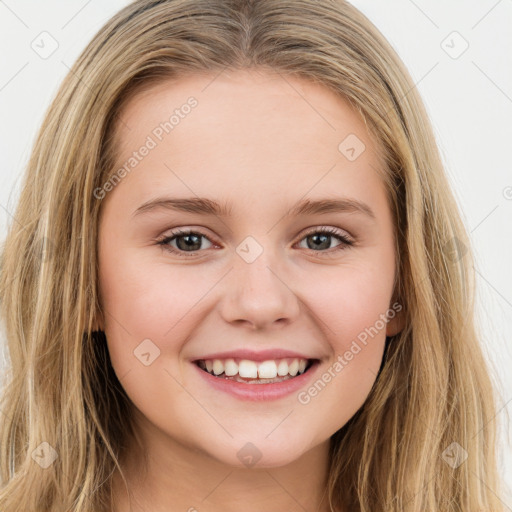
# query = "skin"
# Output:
<box><xmin>97</xmin><ymin>68</ymin><xmax>404</xmax><ymax>512</ymax></box>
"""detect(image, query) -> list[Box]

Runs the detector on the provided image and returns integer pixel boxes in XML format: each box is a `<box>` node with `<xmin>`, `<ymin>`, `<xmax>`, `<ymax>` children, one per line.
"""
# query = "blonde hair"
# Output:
<box><xmin>0</xmin><ymin>0</ymin><xmax>505</xmax><ymax>510</ymax></box>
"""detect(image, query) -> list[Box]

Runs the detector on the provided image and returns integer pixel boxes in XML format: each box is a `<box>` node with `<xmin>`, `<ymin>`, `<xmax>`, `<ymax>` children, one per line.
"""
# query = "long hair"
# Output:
<box><xmin>0</xmin><ymin>1</ymin><xmax>505</xmax><ymax>510</ymax></box>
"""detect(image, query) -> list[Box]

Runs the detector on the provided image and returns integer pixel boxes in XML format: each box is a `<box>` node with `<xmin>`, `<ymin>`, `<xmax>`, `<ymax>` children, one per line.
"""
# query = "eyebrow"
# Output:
<box><xmin>132</xmin><ymin>196</ymin><xmax>376</xmax><ymax>220</ymax></box>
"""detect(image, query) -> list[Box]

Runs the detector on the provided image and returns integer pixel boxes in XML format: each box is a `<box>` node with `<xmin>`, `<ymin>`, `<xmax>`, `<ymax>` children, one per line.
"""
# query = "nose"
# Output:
<box><xmin>219</xmin><ymin>247</ymin><xmax>301</xmax><ymax>331</ymax></box>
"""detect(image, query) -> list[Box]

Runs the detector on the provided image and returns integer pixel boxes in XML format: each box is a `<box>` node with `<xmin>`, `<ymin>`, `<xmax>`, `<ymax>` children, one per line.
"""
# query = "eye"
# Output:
<box><xmin>295</xmin><ymin>227</ymin><xmax>354</xmax><ymax>254</ymax></box>
<box><xmin>155</xmin><ymin>227</ymin><xmax>354</xmax><ymax>258</ymax></box>
<box><xmin>156</xmin><ymin>229</ymin><xmax>214</xmax><ymax>257</ymax></box>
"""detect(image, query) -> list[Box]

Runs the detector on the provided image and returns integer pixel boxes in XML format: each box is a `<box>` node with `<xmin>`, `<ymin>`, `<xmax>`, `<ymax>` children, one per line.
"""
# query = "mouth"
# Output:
<box><xmin>194</xmin><ymin>357</ymin><xmax>317</xmax><ymax>385</ymax></box>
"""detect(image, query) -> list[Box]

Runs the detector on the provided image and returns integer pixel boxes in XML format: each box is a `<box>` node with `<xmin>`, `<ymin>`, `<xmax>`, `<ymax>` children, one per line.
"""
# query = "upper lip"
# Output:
<box><xmin>191</xmin><ymin>349</ymin><xmax>320</xmax><ymax>363</ymax></box>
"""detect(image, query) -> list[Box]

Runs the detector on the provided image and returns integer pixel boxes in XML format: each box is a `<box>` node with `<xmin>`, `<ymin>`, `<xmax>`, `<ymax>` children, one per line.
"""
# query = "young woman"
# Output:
<box><xmin>0</xmin><ymin>1</ymin><xmax>505</xmax><ymax>510</ymax></box>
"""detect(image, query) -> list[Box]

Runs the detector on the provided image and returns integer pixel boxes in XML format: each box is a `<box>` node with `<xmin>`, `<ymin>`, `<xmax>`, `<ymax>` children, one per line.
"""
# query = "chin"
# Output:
<box><xmin>204</xmin><ymin>433</ymin><xmax>311</xmax><ymax>469</ymax></box>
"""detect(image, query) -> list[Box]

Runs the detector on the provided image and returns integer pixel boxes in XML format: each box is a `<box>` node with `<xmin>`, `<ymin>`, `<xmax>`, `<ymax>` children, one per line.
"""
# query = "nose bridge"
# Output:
<box><xmin>220</xmin><ymin>234</ymin><xmax>300</xmax><ymax>328</ymax></box>
<box><xmin>234</xmin><ymin>233</ymin><xmax>285</xmax><ymax>294</ymax></box>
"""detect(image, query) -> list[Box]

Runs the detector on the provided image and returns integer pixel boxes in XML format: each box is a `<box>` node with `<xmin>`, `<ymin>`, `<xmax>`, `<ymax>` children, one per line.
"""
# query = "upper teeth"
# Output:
<box><xmin>199</xmin><ymin>358</ymin><xmax>308</xmax><ymax>379</ymax></box>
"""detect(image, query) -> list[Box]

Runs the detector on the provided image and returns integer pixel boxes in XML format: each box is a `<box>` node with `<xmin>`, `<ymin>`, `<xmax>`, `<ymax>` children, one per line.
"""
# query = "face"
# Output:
<box><xmin>97</xmin><ymin>68</ymin><xmax>402</xmax><ymax>469</ymax></box>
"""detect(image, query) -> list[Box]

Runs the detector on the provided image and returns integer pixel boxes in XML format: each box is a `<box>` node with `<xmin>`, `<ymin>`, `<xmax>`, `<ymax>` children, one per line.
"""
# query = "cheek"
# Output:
<box><xmin>293</xmin><ymin>263</ymin><xmax>392</xmax><ymax>427</ymax></box>
<box><xmin>297</xmin><ymin>259</ymin><xmax>394</xmax><ymax>343</ymax></box>
<box><xmin>98</xmin><ymin>250</ymin><xmax>210</xmax><ymax>417</ymax></box>
<box><xmin>100</xmin><ymin>248</ymin><xmax>204</xmax><ymax>331</ymax></box>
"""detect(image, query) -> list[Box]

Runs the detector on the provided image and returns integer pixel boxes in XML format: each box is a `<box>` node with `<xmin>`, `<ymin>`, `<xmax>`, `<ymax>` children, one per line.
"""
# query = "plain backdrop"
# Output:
<box><xmin>0</xmin><ymin>0</ymin><xmax>511</xmax><ymax>506</ymax></box>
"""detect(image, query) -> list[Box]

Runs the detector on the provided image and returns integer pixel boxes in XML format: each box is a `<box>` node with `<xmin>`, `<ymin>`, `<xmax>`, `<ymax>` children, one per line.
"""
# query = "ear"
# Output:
<box><xmin>386</xmin><ymin>311</ymin><xmax>405</xmax><ymax>336</ymax></box>
<box><xmin>385</xmin><ymin>297</ymin><xmax>406</xmax><ymax>337</ymax></box>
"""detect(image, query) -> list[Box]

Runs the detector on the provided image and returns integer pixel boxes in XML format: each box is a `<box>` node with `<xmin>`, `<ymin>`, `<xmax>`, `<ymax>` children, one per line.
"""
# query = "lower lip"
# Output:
<box><xmin>192</xmin><ymin>360</ymin><xmax>321</xmax><ymax>402</ymax></box>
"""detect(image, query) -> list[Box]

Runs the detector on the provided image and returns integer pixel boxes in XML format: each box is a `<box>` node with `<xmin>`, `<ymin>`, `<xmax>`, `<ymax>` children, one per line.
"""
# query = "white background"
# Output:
<box><xmin>0</xmin><ymin>0</ymin><xmax>511</xmax><ymax>507</ymax></box>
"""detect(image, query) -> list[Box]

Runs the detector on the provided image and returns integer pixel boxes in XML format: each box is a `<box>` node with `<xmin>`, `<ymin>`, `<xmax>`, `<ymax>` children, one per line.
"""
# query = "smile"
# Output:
<box><xmin>192</xmin><ymin>356</ymin><xmax>321</xmax><ymax>401</ymax></box>
<box><xmin>196</xmin><ymin>357</ymin><xmax>313</xmax><ymax>383</ymax></box>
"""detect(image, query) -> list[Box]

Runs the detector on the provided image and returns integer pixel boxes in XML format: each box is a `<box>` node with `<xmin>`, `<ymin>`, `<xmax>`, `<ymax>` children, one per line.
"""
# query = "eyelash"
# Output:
<box><xmin>155</xmin><ymin>227</ymin><xmax>354</xmax><ymax>258</ymax></box>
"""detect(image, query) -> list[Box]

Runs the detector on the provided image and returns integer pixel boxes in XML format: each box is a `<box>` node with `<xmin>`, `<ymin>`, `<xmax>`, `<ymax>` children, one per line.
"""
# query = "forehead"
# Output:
<box><xmin>106</xmin><ymin>69</ymin><xmax>388</xmax><ymax>215</ymax></box>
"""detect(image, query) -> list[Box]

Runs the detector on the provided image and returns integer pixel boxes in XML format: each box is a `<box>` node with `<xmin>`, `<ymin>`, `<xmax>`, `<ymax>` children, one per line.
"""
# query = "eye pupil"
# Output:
<box><xmin>176</xmin><ymin>234</ymin><xmax>201</xmax><ymax>251</ymax></box>
<box><xmin>308</xmin><ymin>233</ymin><xmax>330</xmax><ymax>250</ymax></box>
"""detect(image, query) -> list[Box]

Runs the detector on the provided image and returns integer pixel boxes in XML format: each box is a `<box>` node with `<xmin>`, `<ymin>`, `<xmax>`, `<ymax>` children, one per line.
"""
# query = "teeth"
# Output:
<box><xmin>224</xmin><ymin>358</ymin><xmax>238</xmax><ymax>377</ymax></box>
<box><xmin>212</xmin><ymin>359</ymin><xmax>224</xmax><ymax>376</ymax></box>
<box><xmin>197</xmin><ymin>357</ymin><xmax>311</xmax><ymax>380</ymax></box>
<box><xmin>238</xmin><ymin>360</ymin><xmax>258</xmax><ymax>378</ymax></box>
<box><xmin>258</xmin><ymin>360</ymin><xmax>277</xmax><ymax>379</ymax></box>
<box><xmin>288</xmin><ymin>359</ymin><xmax>299</xmax><ymax>376</ymax></box>
<box><xmin>277</xmin><ymin>360</ymin><xmax>289</xmax><ymax>376</ymax></box>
